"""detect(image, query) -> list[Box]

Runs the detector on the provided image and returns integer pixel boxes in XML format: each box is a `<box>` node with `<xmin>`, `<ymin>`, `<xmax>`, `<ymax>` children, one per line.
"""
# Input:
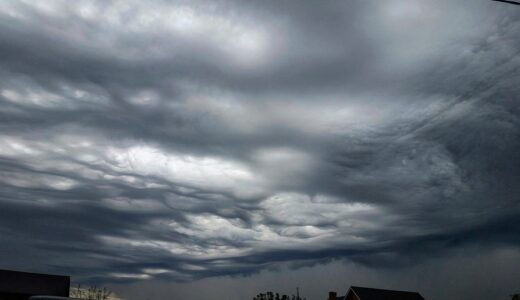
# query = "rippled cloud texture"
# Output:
<box><xmin>0</xmin><ymin>0</ymin><xmax>519</xmax><ymax>299</ymax></box>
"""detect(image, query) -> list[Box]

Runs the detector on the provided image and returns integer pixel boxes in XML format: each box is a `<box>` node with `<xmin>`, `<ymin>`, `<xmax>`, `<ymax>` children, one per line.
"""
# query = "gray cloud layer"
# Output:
<box><xmin>0</xmin><ymin>0</ymin><xmax>519</xmax><ymax>298</ymax></box>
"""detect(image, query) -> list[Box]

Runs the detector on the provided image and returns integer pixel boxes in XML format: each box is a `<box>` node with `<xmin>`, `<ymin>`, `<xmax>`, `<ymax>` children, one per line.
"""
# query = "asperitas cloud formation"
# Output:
<box><xmin>0</xmin><ymin>1</ymin><xmax>519</xmax><ymax>300</ymax></box>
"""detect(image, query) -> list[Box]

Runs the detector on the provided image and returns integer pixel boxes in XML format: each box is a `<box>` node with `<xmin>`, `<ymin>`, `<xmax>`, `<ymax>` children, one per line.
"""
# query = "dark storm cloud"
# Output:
<box><xmin>111</xmin><ymin>248</ymin><xmax>520</xmax><ymax>300</ymax></box>
<box><xmin>0</xmin><ymin>0</ymin><xmax>519</xmax><ymax>298</ymax></box>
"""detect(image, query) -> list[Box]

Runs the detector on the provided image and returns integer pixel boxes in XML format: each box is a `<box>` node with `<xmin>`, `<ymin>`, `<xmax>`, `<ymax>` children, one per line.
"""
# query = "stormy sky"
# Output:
<box><xmin>0</xmin><ymin>0</ymin><xmax>519</xmax><ymax>299</ymax></box>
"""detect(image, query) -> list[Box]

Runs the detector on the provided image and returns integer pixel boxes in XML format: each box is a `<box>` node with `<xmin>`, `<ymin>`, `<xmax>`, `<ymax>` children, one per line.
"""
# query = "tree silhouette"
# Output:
<box><xmin>254</xmin><ymin>290</ymin><xmax>305</xmax><ymax>300</ymax></box>
<box><xmin>70</xmin><ymin>284</ymin><xmax>113</xmax><ymax>300</ymax></box>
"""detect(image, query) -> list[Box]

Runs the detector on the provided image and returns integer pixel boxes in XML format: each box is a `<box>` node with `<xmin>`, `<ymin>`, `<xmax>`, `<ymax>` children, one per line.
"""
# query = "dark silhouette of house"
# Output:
<box><xmin>328</xmin><ymin>286</ymin><xmax>425</xmax><ymax>300</ymax></box>
<box><xmin>0</xmin><ymin>269</ymin><xmax>70</xmax><ymax>300</ymax></box>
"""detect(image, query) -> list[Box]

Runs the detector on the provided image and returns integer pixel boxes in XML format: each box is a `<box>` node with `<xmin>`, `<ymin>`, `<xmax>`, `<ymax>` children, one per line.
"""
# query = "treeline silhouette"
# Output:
<box><xmin>253</xmin><ymin>291</ymin><xmax>306</xmax><ymax>300</ymax></box>
<box><xmin>70</xmin><ymin>284</ymin><xmax>113</xmax><ymax>300</ymax></box>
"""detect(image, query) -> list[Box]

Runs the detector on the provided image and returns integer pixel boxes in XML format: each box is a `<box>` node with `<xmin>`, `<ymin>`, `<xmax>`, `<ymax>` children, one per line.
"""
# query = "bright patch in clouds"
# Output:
<box><xmin>107</xmin><ymin>145</ymin><xmax>256</xmax><ymax>192</ymax></box>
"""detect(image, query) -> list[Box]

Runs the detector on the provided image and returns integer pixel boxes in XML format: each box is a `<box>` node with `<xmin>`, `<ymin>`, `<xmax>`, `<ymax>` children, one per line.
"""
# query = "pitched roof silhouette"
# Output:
<box><xmin>348</xmin><ymin>286</ymin><xmax>425</xmax><ymax>300</ymax></box>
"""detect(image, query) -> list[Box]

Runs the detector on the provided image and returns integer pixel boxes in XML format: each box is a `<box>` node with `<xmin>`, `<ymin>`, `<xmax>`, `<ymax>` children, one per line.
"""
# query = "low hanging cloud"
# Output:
<box><xmin>0</xmin><ymin>0</ymin><xmax>519</xmax><ymax>291</ymax></box>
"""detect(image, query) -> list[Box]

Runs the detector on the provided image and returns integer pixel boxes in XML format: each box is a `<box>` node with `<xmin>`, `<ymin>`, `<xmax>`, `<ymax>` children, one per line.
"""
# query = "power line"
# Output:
<box><xmin>491</xmin><ymin>0</ymin><xmax>520</xmax><ymax>5</ymax></box>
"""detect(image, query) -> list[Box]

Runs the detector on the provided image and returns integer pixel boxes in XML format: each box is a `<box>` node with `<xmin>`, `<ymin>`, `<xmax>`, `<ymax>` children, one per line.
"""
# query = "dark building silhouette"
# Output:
<box><xmin>0</xmin><ymin>269</ymin><xmax>70</xmax><ymax>300</ymax></box>
<box><xmin>328</xmin><ymin>286</ymin><xmax>425</xmax><ymax>300</ymax></box>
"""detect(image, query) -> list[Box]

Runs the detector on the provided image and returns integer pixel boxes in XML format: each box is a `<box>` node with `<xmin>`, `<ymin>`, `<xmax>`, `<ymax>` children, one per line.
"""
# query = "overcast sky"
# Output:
<box><xmin>0</xmin><ymin>0</ymin><xmax>519</xmax><ymax>300</ymax></box>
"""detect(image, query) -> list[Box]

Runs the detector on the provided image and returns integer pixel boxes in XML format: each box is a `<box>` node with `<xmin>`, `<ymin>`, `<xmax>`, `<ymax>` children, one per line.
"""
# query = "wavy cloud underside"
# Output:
<box><xmin>0</xmin><ymin>0</ymin><xmax>519</xmax><ymax>287</ymax></box>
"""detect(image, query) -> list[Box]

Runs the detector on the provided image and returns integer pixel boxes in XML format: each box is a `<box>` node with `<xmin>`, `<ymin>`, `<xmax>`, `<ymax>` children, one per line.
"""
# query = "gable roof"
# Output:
<box><xmin>349</xmin><ymin>286</ymin><xmax>425</xmax><ymax>300</ymax></box>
